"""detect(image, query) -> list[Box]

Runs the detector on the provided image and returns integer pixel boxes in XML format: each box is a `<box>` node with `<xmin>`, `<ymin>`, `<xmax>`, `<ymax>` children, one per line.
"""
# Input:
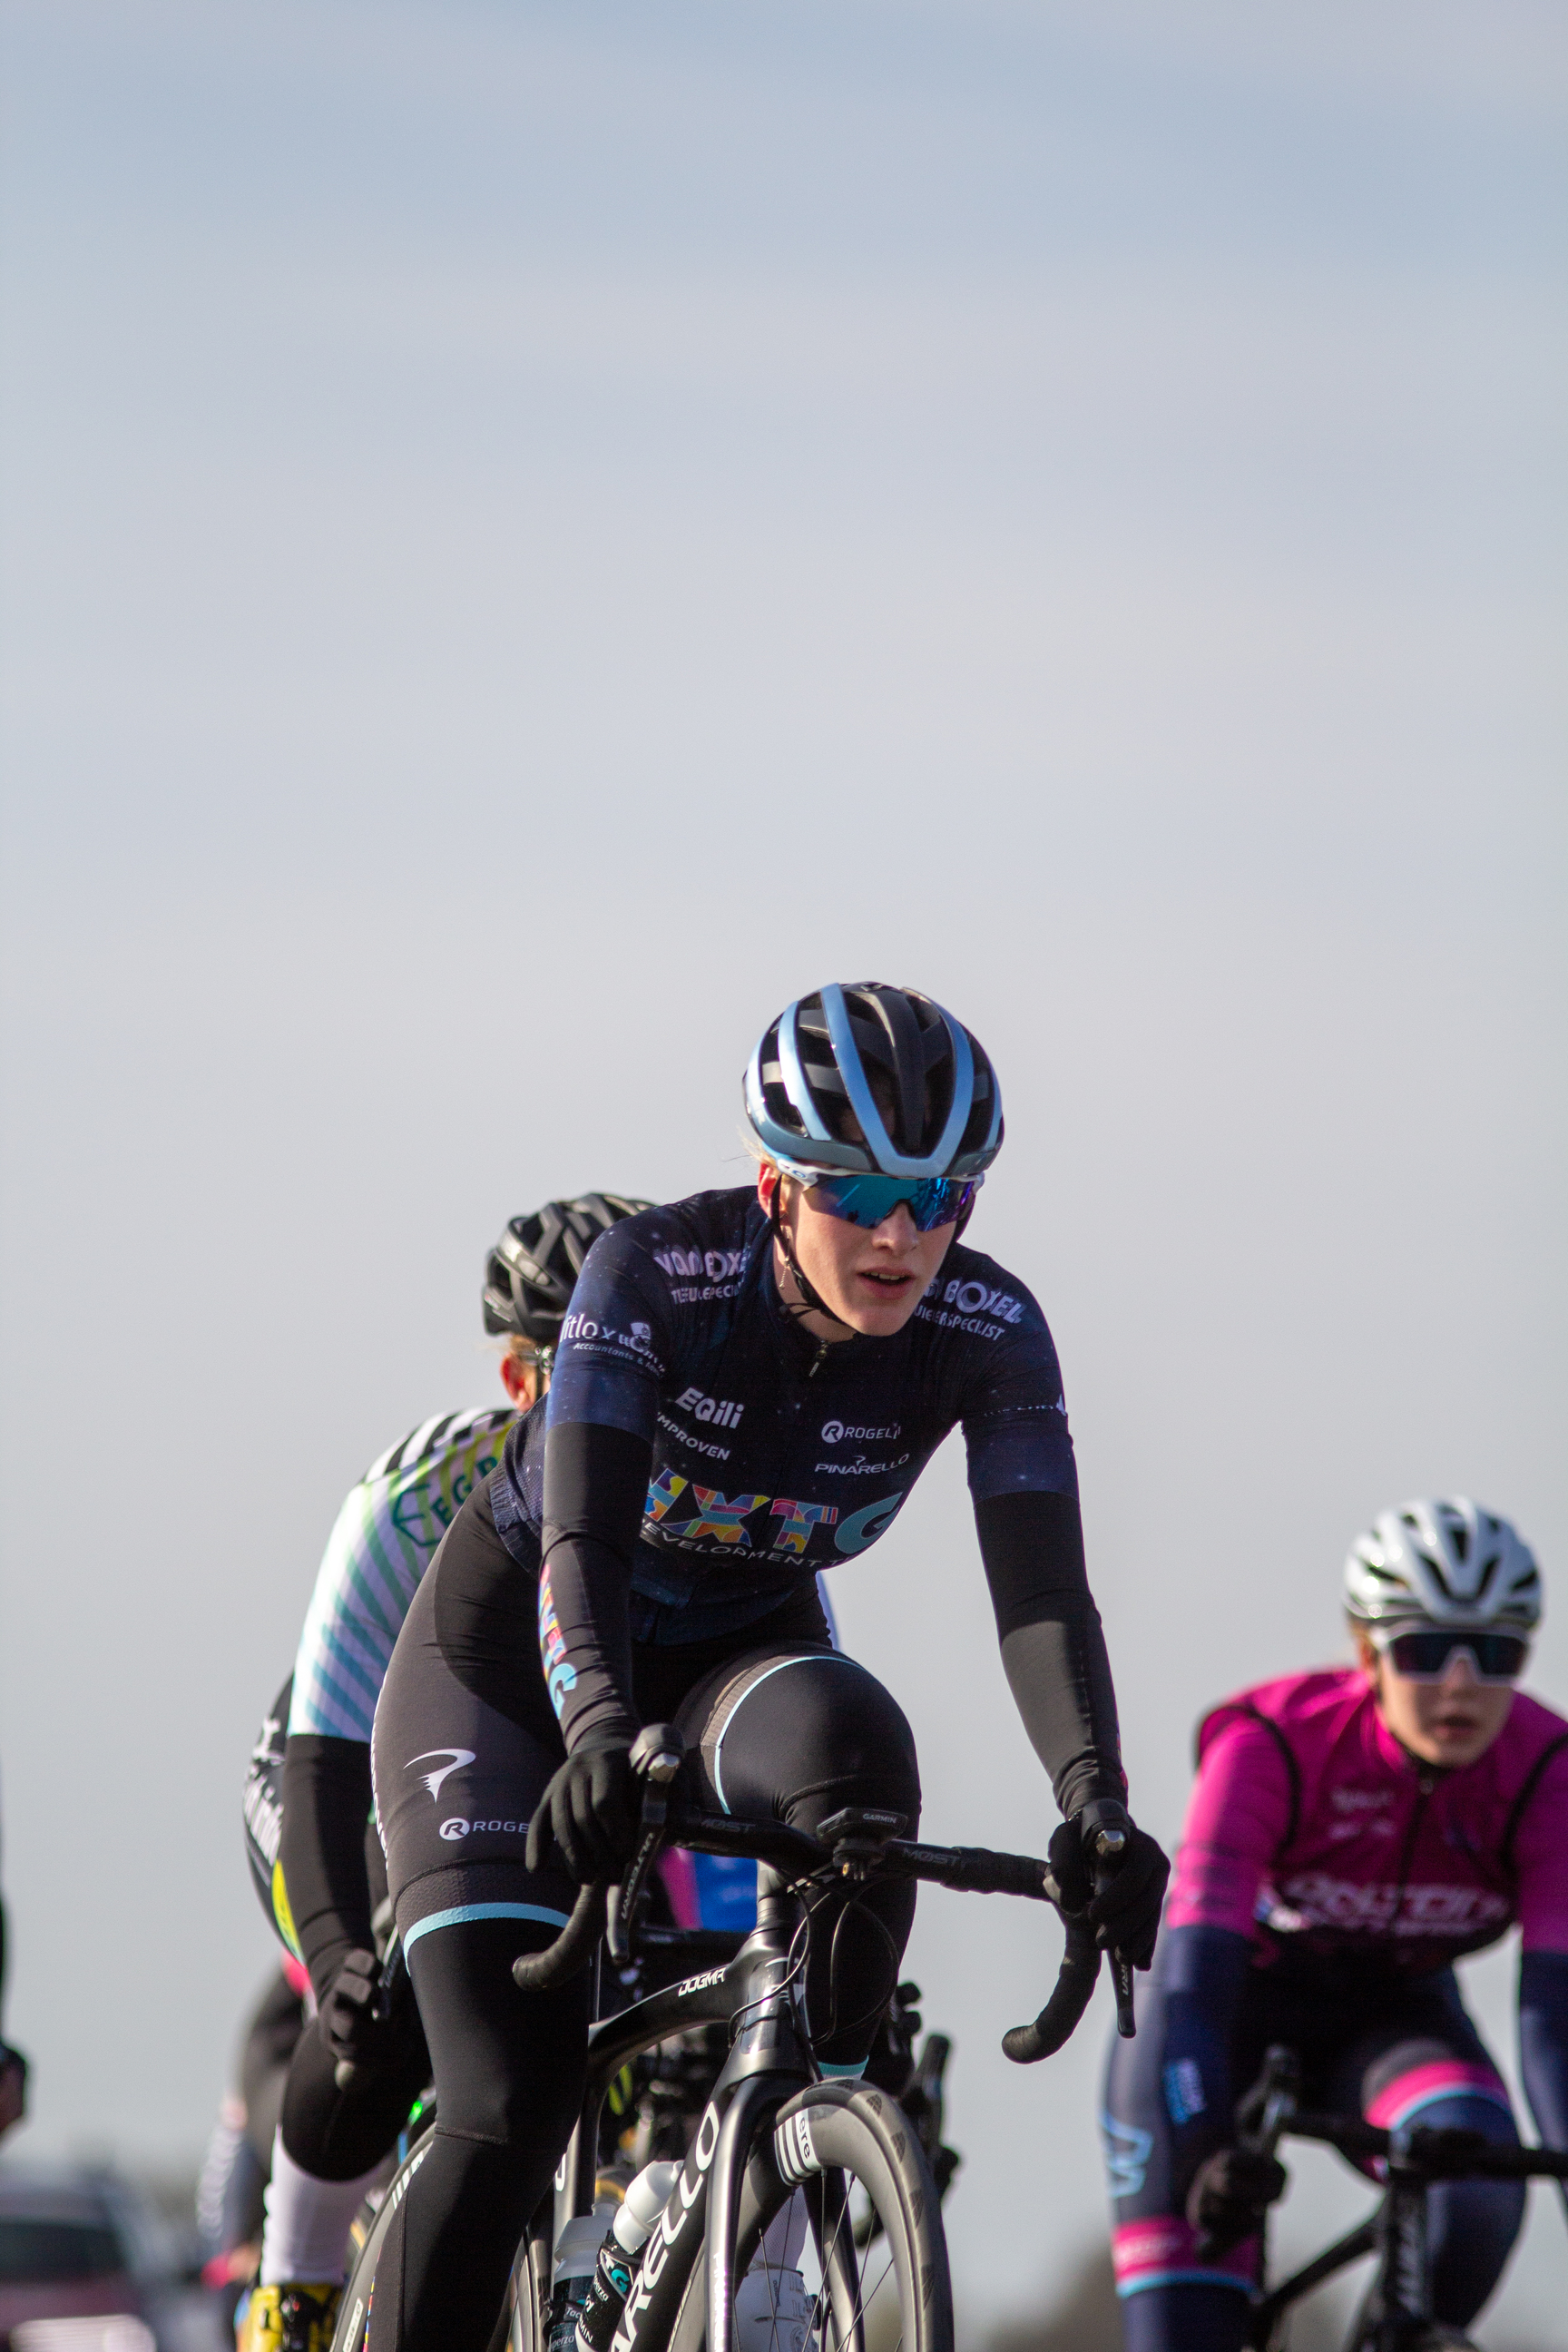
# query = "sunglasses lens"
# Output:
<box><xmin>1385</xmin><ymin>1630</ymin><xmax>1528</xmax><ymax>1681</ymax></box>
<box><xmin>1476</xmin><ymin>1634</ymin><xmax>1529</xmax><ymax>1678</ymax></box>
<box><xmin>812</xmin><ymin>1175</ymin><xmax>976</xmax><ymax>1230</ymax></box>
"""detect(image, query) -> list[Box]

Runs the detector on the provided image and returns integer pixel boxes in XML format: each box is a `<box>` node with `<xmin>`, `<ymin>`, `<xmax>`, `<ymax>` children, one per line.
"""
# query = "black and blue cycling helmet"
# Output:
<box><xmin>483</xmin><ymin>1194</ymin><xmax>652</xmax><ymax>1345</ymax></box>
<box><xmin>744</xmin><ymin>984</ymin><xmax>1003</xmax><ymax>1181</ymax></box>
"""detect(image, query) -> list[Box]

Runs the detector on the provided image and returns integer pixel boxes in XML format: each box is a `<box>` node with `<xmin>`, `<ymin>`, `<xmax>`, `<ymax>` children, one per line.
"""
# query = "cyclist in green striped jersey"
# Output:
<box><xmin>237</xmin><ymin>1197</ymin><xmax>648</xmax><ymax>2352</ymax></box>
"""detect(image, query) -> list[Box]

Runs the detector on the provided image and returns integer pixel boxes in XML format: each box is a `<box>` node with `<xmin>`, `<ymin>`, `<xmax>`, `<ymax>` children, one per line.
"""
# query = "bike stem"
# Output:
<box><xmin>1365</xmin><ymin>2143</ymin><xmax>1434</xmax><ymax>2348</ymax></box>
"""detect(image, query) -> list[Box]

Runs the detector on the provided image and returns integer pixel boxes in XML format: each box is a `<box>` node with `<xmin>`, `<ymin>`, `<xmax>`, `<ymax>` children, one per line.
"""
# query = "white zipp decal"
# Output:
<box><xmin>774</xmin><ymin>2109</ymin><xmax>820</xmax><ymax>2183</ymax></box>
<box><xmin>611</xmin><ymin>2100</ymin><xmax>721</xmax><ymax>2352</ymax></box>
<box><xmin>342</xmin><ymin>2297</ymin><xmax>364</xmax><ymax>2350</ymax></box>
<box><xmin>385</xmin><ymin>2141</ymin><xmax>430</xmax><ymax>2214</ymax></box>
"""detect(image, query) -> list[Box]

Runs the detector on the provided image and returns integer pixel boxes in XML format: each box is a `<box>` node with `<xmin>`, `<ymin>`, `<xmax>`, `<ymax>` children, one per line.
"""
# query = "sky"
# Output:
<box><xmin>0</xmin><ymin>0</ymin><xmax>1563</xmax><ymax>2336</ymax></box>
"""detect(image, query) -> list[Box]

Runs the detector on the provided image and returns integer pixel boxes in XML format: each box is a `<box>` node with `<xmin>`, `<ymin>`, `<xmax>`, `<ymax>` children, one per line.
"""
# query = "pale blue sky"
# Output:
<box><xmin>1</xmin><ymin>0</ymin><xmax>1563</xmax><ymax>2334</ymax></box>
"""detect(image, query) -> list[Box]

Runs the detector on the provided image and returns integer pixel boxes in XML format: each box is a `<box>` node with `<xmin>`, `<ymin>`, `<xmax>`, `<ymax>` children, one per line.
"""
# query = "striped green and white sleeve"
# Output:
<box><xmin>288</xmin><ymin>1406</ymin><xmax>516</xmax><ymax>1740</ymax></box>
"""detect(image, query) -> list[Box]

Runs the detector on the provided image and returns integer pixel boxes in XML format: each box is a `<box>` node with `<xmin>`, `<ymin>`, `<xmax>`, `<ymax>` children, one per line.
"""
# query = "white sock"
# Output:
<box><xmin>760</xmin><ymin>2191</ymin><xmax>807</xmax><ymax>2269</ymax></box>
<box><xmin>259</xmin><ymin>2132</ymin><xmax>384</xmax><ymax>2287</ymax></box>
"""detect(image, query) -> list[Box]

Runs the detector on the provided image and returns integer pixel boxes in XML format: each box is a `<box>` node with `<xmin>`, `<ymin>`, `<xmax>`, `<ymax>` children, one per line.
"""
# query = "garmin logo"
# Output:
<box><xmin>821</xmin><ymin>1419</ymin><xmax>900</xmax><ymax>1445</ymax></box>
<box><xmin>674</xmin><ymin>1387</ymin><xmax>744</xmax><ymax>1429</ymax></box>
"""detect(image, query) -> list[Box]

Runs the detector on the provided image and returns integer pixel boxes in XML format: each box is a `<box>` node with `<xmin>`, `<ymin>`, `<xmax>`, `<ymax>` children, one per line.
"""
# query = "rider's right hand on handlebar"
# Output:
<box><xmin>1185</xmin><ymin>2146</ymin><xmax>1288</xmax><ymax>2254</ymax></box>
<box><xmin>1048</xmin><ymin>1802</ymin><xmax>1170</xmax><ymax>1971</ymax></box>
<box><xmin>525</xmin><ymin>1735</ymin><xmax>639</xmax><ymax>1882</ymax></box>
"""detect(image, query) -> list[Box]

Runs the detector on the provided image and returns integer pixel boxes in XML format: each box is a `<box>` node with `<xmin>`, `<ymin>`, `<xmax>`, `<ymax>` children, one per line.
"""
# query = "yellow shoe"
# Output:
<box><xmin>237</xmin><ymin>2281</ymin><xmax>343</xmax><ymax>2352</ymax></box>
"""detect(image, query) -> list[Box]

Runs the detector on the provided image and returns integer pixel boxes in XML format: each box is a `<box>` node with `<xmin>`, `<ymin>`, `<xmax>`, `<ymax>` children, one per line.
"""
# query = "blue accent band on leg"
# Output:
<box><xmin>1116</xmin><ymin>2269</ymin><xmax>1252</xmax><ymax>2297</ymax></box>
<box><xmin>402</xmin><ymin>1901</ymin><xmax>570</xmax><ymax>1956</ymax></box>
<box><xmin>818</xmin><ymin>2059</ymin><xmax>868</xmax><ymax>2079</ymax></box>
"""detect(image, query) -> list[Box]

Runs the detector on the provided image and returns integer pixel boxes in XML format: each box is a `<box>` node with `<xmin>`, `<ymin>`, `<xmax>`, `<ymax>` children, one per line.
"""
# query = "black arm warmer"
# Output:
<box><xmin>279</xmin><ymin>1734</ymin><xmax>376</xmax><ymax>2004</ymax></box>
<box><xmin>540</xmin><ymin>1419</ymin><xmax>652</xmax><ymax>1751</ymax></box>
<box><xmin>975</xmin><ymin>1488</ymin><xmax>1125</xmax><ymax>1820</ymax></box>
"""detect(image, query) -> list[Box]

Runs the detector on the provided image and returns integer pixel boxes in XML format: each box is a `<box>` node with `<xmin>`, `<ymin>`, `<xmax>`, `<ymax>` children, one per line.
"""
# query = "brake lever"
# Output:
<box><xmin>1092</xmin><ymin>1828</ymin><xmax>1136</xmax><ymax>2040</ymax></box>
<box><xmin>607</xmin><ymin>1722</ymin><xmax>685</xmax><ymax>1966</ymax></box>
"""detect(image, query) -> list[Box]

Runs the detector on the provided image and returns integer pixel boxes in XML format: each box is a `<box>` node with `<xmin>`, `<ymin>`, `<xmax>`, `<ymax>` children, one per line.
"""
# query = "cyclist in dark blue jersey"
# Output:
<box><xmin>368</xmin><ymin>983</ymin><xmax>1169</xmax><ymax>2352</ymax></box>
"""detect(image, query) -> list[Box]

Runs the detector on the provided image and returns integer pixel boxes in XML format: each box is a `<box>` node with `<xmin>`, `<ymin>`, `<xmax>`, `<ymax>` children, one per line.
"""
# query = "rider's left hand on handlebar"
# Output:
<box><xmin>525</xmin><ymin>1735</ymin><xmax>638</xmax><ymax>1883</ymax></box>
<box><xmin>1185</xmin><ymin>2146</ymin><xmax>1288</xmax><ymax>2253</ymax></box>
<box><xmin>1048</xmin><ymin>1803</ymin><xmax>1171</xmax><ymax>1971</ymax></box>
<box><xmin>319</xmin><ymin>1948</ymin><xmax>387</xmax><ymax>2070</ymax></box>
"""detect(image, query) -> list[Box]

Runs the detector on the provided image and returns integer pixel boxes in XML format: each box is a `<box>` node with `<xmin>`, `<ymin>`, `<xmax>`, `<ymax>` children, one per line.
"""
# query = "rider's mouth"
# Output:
<box><xmin>857</xmin><ymin>1268</ymin><xmax>915</xmax><ymax>1296</ymax></box>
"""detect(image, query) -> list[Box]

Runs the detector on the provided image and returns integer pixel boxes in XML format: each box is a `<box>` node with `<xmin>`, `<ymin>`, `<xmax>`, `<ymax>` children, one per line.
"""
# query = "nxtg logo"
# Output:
<box><xmin>821</xmin><ymin>1419</ymin><xmax>900</xmax><ymax>1445</ymax></box>
<box><xmin>653</xmin><ymin>1248</ymin><xmax>746</xmax><ymax>1282</ymax></box>
<box><xmin>674</xmin><ymin>1387</ymin><xmax>744</xmax><ymax>1430</ymax></box>
<box><xmin>937</xmin><ymin>1277</ymin><xmax>1025</xmax><ymax>1323</ymax></box>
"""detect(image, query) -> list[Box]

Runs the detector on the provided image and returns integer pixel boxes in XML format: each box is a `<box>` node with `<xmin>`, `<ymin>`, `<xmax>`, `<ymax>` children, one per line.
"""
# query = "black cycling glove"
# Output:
<box><xmin>319</xmin><ymin>1949</ymin><xmax>387</xmax><ymax>2071</ymax></box>
<box><xmin>1048</xmin><ymin>1801</ymin><xmax>1170</xmax><ymax>1971</ymax></box>
<box><xmin>1186</xmin><ymin>2146</ymin><xmax>1288</xmax><ymax>2254</ymax></box>
<box><xmin>525</xmin><ymin>1737</ymin><xmax>638</xmax><ymax>1884</ymax></box>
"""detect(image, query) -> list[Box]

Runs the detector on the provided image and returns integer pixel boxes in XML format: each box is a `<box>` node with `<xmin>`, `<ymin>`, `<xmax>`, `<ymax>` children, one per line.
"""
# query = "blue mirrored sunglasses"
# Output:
<box><xmin>799</xmin><ymin>1171</ymin><xmax>980</xmax><ymax>1232</ymax></box>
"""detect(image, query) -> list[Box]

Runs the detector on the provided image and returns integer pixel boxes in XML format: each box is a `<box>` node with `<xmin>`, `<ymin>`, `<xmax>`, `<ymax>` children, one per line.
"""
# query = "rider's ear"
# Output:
<box><xmin>758</xmin><ymin>1162</ymin><xmax>780</xmax><ymax>1212</ymax></box>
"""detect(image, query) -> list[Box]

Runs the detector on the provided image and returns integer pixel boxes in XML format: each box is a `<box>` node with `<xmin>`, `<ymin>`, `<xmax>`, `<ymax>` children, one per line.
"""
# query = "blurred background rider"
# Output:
<box><xmin>1103</xmin><ymin>1499</ymin><xmax>1568</xmax><ymax>2352</ymax></box>
<box><xmin>232</xmin><ymin>1195</ymin><xmax>648</xmax><ymax>2352</ymax></box>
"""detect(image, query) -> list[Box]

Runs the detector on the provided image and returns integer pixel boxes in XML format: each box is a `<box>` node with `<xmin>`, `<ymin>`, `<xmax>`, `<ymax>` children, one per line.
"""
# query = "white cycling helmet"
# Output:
<box><xmin>1344</xmin><ymin>1498</ymin><xmax>1542</xmax><ymax>1632</ymax></box>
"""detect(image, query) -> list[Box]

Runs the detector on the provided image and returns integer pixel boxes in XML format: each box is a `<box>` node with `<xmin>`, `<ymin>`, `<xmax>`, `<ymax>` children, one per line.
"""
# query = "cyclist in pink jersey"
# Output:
<box><xmin>1102</xmin><ymin>1497</ymin><xmax>1568</xmax><ymax>2351</ymax></box>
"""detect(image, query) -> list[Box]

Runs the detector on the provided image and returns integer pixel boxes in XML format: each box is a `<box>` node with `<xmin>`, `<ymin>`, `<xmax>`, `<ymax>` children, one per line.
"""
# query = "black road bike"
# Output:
<box><xmin>1230</xmin><ymin>2045</ymin><xmax>1568</xmax><ymax>2351</ymax></box>
<box><xmin>331</xmin><ymin>1725</ymin><xmax>1135</xmax><ymax>2352</ymax></box>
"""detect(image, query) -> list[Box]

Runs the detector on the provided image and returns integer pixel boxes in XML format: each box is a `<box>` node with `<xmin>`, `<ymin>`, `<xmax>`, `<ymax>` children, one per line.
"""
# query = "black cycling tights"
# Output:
<box><xmin>367</xmin><ymin>1921</ymin><xmax>590</xmax><ymax>2352</ymax></box>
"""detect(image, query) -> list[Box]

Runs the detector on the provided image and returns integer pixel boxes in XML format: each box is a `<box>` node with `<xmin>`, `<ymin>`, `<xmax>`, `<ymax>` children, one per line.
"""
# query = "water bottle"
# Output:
<box><xmin>733</xmin><ymin>2264</ymin><xmax>813</xmax><ymax>2352</ymax></box>
<box><xmin>548</xmin><ymin>2215</ymin><xmax>611</xmax><ymax>2352</ymax></box>
<box><xmin>574</xmin><ymin>2162</ymin><xmax>682</xmax><ymax>2352</ymax></box>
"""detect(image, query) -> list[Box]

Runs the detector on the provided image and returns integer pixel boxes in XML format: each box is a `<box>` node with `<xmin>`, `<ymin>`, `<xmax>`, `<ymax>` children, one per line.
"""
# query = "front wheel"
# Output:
<box><xmin>669</xmin><ymin>2079</ymin><xmax>954</xmax><ymax>2352</ymax></box>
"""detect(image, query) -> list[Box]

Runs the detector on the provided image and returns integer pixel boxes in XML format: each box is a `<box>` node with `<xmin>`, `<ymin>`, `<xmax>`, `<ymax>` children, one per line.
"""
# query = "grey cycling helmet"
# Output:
<box><xmin>744</xmin><ymin>983</ymin><xmax>1003</xmax><ymax>1181</ymax></box>
<box><xmin>483</xmin><ymin>1194</ymin><xmax>652</xmax><ymax>1346</ymax></box>
<box><xmin>1344</xmin><ymin>1498</ymin><xmax>1542</xmax><ymax>1631</ymax></box>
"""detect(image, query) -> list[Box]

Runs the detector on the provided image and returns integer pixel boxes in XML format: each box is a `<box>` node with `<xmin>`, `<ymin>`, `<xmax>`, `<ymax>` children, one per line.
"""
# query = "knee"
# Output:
<box><xmin>778</xmin><ymin>1661</ymin><xmax>921</xmax><ymax>1832</ymax></box>
<box><xmin>411</xmin><ymin>1926</ymin><xmax>588</xmax><ymax>2151</ymax></box>
<box><xmin>1422</xmin><ymin>2093</ymin><xmax>1526</xmax><ymax>2243</ymax></box>
<box><xmin>1118</xmin><ymin>2281</ymin><xmax>1250</xmax><ymax>2352</ymax></box>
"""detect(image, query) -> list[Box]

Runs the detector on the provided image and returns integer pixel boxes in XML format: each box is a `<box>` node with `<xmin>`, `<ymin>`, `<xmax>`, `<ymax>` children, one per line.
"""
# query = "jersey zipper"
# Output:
<box><xmin>1391</xmin><ymin>1771</ymin><xmax>1436</xmax><ymax>1938</ymax></box>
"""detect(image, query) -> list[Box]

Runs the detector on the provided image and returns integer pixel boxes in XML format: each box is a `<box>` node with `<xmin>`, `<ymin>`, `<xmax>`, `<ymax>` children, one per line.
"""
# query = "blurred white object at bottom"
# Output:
<box><xmin>13</xmin><ymin>2318</ymin><xmax>157</xmax><ymax>2352</ymax></box>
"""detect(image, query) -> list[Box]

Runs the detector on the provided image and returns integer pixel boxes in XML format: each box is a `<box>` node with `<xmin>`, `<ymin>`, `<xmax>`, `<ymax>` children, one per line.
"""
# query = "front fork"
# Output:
<box><xmin>554</xmin><ymin>1931</ymin><xmax>815</xmax><ymax>2352</ymax></box>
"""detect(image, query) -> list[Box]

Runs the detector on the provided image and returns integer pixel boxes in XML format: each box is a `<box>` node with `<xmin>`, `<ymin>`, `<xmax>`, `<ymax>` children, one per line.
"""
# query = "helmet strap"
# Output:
<box><xmin>767</xmin><ymin>1172</ymin><xmax>852</xmax><ymax>1338</ymax></box>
